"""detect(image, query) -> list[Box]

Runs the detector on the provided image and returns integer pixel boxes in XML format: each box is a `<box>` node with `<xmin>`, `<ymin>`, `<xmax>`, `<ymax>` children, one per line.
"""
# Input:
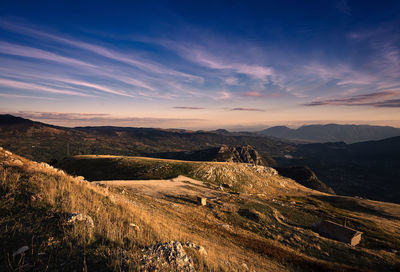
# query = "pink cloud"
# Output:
<box><xmin>63</xmin><ymin>79</ymin><xmax>135</xmax><ymax>97</ymax></box>
<box><xmin>242</xmin><ymin>91</ymin><xmax>263</xmax><ymax>97</ymax></box>
<box><xmin>168</xmin><ymin>44</ymin><xmax>274</xmax><ymax>81</ymax></box>
<box><xmin>0</xmin><ymin>78</ymin><xmax>93</xmax><ymax>97</ymax></box>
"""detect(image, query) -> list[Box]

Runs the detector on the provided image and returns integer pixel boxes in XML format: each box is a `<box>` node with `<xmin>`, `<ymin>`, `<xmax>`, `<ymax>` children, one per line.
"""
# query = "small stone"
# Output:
<box><xmin>219</xmin><ymin>223</ymin><xmax>232</xmax><ymax>231</ymax></box>
<box><xmin>13</xmin><ymin>246</ymin><xmax>29</xmax><ymax>257</ymax></box>
<box><xmin>67</xmin><ymin>213</ymin><xmax>94</xmax><ymax>229</ymax></box>
<box><xmin>129</xmin><ymin>223</ymin><xmax>140</xmax><ymax>231</ymax></box>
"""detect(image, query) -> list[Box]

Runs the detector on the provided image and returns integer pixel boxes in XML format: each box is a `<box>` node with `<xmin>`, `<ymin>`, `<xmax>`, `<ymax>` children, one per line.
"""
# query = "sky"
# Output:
<box><xmin>0</xmin><ymin>0</ymin><xmax>399</xmax><ymax>130</ymax></box>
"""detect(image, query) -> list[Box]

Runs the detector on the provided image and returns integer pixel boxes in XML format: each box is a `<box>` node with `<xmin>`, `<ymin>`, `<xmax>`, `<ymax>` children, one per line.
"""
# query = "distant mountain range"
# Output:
<box><xmin>259</xmin><ymin>124</ymin><xmax>400</xmax><ymax>143</ymax></box>
<box><xmin>1</xmin><ymin>114</ymin><xmax>399</xmax><ymax>203</ymax></box>
<box><xmin>0</xmin><ymin>114</ymin><xmax>291</xmax><ymax>164</ymax></box>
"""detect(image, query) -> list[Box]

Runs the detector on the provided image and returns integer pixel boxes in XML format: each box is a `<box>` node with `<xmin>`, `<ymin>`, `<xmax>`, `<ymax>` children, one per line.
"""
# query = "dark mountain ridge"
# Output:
<box><xmin>280</xmin><ymin>136</ymin><xmax>400</xmax><ymax>203</ymax></box>
<box><xmin>0</xmin><ymin>114</ymin><xmax>292</xmax><ymax>164</ymax></box>
<box><xmin>276</xmin><ymin>166</ymin><xmax>335</xmax><ymax>194</ymax></box>
<box><xmin>260</xmin><ymin>124</ymin><xmax>400</xmax><ymax>143</ymax></box>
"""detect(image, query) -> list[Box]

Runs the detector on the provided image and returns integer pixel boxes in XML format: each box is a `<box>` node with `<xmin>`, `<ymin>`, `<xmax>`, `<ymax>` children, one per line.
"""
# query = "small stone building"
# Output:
<box><xmin>313</xmin><ymin>220</ymin><xmax>362</xmax><ymax>246</ymax></box>
<box><xmin>197</xmin><ymin>197</ymin><xmax>207</xmax><ymax>206</ymax></box>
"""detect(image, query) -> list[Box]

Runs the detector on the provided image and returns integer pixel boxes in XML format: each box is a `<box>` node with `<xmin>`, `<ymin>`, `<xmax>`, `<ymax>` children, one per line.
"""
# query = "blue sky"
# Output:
<box><xmin>0</xmin><ymin>0</ymin><xmax>399</xmax><ymax>129</ymax></box>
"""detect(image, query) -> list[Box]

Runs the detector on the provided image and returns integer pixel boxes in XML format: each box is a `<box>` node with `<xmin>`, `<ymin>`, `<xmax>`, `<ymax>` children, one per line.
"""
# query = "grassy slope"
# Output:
<box><xmin>1</xmin><ymin>150</ymin><xmax>400</xmax><ymax>271</ymax></box>
<box><xmin>55</xmin><ymin>155</ymin><xmax>306</xmax><ymax>196</ymax></box>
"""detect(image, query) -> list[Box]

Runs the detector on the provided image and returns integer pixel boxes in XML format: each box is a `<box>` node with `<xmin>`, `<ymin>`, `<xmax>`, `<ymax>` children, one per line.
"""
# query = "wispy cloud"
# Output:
<box><xmin>185</xmin><ymin>49</ymin><xmax>274</xmax><ymax>80</ymax></box>
<box><xmin>158</xmin><ymin>40</ymin><xmax>274</xmax><ymax>81</ymax></box>
<box><xmin>0</xmin><ymin>20</ymin><xmax>202</xmax><ymax>82</ymax></box>
<box><xmin>223</xmin><ymin>77</ymin><xmax>240</xmax><ymax>85</ymax></box>
<box><xmin>0</xmin><ymin>93</ymin><xmax>57</xmax><ymax>100</ymax></box>
<box><xmin>172</xmin><ymin>106</ymin><xmax>205</xmax><ymax>110</ymax></box>
<box><xmin>230</xmin><ymin>107</ymin><xmax>265</xmax><ymax>112</ymax></box>
<box><xmin>0</xmin><ymin>78</ymin><xmax>94</xmax><ymax>97</ymax></box>
<box><xmin>0</xmin><ymin>41</ymin><xmax>94</xmax><ymax>68</ymax></box>
<box><xmin>304</xmin><ymin>90</ymin><xmax>400</xmax><ymax>107</ymax></box>
<box><xmin>62</xmin><ymin>79</ymin><xmax>135</xmax><ymax>97</ymax></box>
<box><xmin>9</xmin><ymin>111</ymin><xmax>207</xmax><ymax>128</ymax></box>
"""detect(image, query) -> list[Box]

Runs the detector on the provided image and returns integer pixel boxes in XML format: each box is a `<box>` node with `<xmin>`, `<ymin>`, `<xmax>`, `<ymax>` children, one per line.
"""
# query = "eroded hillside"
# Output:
<box><xmin>1</xmin><ymin>149</ymin><xmax>400</xmax><ymax>271</ymax></box>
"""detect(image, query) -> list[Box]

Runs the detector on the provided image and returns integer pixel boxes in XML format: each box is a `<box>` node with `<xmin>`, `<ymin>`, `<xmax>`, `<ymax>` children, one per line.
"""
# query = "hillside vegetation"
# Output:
<box><xmin>1</xmin><ymin>149</ymin><xmax>400</xmax><ymax>271</ymax></box>
<box><xmin>55</xmin><ymin>155</ymin><xmax>304</xmax><ymax>196</ymax></box>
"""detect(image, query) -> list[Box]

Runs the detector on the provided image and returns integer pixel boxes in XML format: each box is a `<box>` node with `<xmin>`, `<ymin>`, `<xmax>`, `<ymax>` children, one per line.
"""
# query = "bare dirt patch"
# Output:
<box><xmin>94</xmin><ymin>175</ymin><xmax>225</xmax><ymax>199</ymax></box>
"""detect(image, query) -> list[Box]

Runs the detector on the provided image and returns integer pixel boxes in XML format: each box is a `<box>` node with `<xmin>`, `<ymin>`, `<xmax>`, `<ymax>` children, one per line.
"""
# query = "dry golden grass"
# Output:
<box><xmin>1</xmin><ymin>149</ymin><xmax>400</xmax><ymax>271</ymax></box>
<box><xmin>0</xmin><ymin>149</ymin><xmax>285</xmax><ymax>271</ymax></box>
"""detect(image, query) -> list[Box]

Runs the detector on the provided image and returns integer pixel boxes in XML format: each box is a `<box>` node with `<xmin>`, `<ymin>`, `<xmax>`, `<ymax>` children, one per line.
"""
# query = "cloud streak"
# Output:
<box><xmin>230</xmin><ymin>107</ymin><xmax>265</xmax><ymax>112</ymax></box>
<box><xmin>172</xmin><ymin>106</ymin><xmax>205</xmax><ymax>110</ymax></box>
<box><xmin>158</xmin><ymin>40</ymin><xmax>275</xmax><ymax>81</ymax></box>
<box><xmin>304</xmin><ymin>90</ymin><xmax>400</xmax><ymax>107</ymax></box>
<box><xmin>0</xmin><ymin>78</ymin><xmax>94</xmax><ymax>97</ymax></box>
<box><xmin>8</xmin><ymin>111</ymin><xmax>207</xmax><ymax>128</ymax></box>
<box><xmin>0</xmin><ymin>21</ymin><xmax>202</xmax><ymax>82</ymax></box>
<box><xmin>0</xmin><ymin>41</ymin><xmax>94</xmax><ymax>68</ymax></box>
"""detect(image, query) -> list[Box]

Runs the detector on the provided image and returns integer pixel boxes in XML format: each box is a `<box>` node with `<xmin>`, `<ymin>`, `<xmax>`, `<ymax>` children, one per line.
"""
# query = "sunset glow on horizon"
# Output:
<box><xmin>0</xmin><ymin>1</ymin><xmax>399</xmax><ymax>129</ymax></box>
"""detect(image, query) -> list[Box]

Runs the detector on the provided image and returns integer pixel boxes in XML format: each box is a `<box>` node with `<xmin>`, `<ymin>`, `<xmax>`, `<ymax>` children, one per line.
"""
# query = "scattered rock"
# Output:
<box><xmin>218</xmin><ymin>223</ymin><xmax>232</xmax><ymax>231</ymax></box>
<box><xmin>66</xmin><ymin>213</ymin><xmax>94</xmax><ymax>229</ymax></box>
<box><xmin>129</xmin><ymin>223</ymin><xmax>140</xmax><ymax>231</ymax></box>
<box><xmin>13</xmin><ymin>246</ymin><xmax>29</xmax><ymax>257</ymax></box>
<box><xmin>184</xmin><ymin>242</ymin><xmax>207</xmax><ymax>256</ymax></box>
<box><xmin>5</xmin><ymin>150</ymin><xmax>12</xmax><ymax>156</ymax></box>
<box><xmin>140</xmin><ymin>241</ymin><xmax>196</xmax><ymax>272</ymax></box>
<box><xmin>241</xmin><ymin>263</ymin><xmax>249</xmax><ymax>271</ymax></box>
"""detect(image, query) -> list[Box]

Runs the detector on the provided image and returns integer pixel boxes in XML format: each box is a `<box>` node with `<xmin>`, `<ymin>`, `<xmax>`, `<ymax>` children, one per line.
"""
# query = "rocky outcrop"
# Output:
<box><xmin>213</xmin><ymin>145</ymin><xmax>266</xmax><ymax>165</ymax></box>
<box><xmin>151</xmin><ymin>144</ymin><xmax>270</xmax><ymax>166</ymax></box>
<box><xmin>276</xmin><ymin>166</ymin><xmax>335</xmax><ymax>194</ymax></box>
<box><xmin>140</xmin><ymin>241</ymin><xmax>206</xmax><ymax>271</ymax></box>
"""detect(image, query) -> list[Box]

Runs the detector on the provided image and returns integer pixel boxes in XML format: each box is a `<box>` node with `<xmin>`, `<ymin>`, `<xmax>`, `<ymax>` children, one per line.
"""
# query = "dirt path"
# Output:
<box><xmin>94</xmin><ymin>175</ymin><xmax>225</xmax><ymax>199</ymax></box>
